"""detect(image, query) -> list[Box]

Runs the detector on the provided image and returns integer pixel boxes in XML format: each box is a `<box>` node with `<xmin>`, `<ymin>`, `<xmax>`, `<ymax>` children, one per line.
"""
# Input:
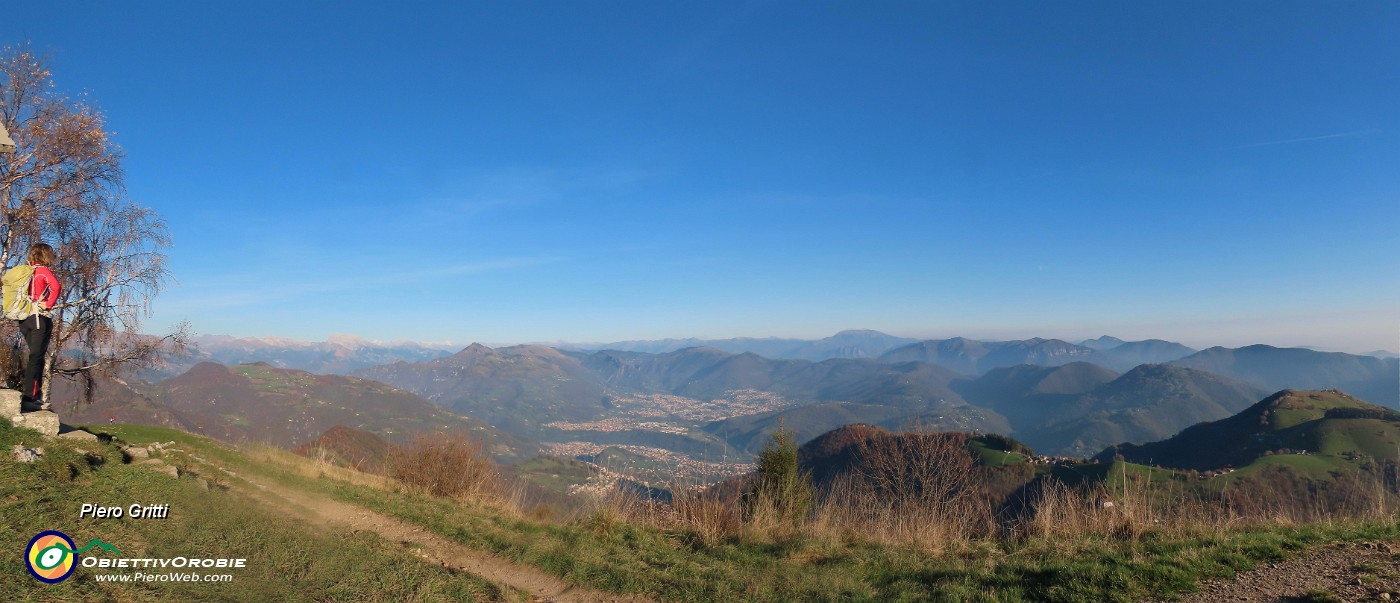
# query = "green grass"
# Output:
<box><xmin>316</xmin><ymin>469</ymin><xmax>1400</xmax><ymax>603</ymax></box>
<box><xmin>1313</xmin><ymin>419</ymin><xmax>1400</xmax><ymax>458</ymax></box>
<box><xmin>1221</xmin><ymin>453</ymin><xmax>1350</xmax><ymax>482</ymax></box>
<box><xmin>13</xmin><ymin>419</ymin><xmax>1400</xmax><ymax>602</ymax></box>
<box><xmin>1271</xmin><ymin>408</ymin><xmax>1322</xmax><ymax>430</ymax></box>
<box><xmin>969</xmin><ymin>441</ymin><xmax>1028</xmax><ymax>467</ymax></box>
<box><xmin>1269</xmin><ymin>391</ymin><xmax>1377</xmax><ymax>431</ymax></box>
<box><xmin>1049</xmin><ymin>461</ymin><xmax>1180</xmax><ymax>489</ymax></box>
<box><xmin>0</xmin><ymin>418</ymin><xmax>519</xmax><ymax>603</ymax></box>
<box><xmin>230</xmin><ymin>364</ymin><xmax>320</xmax><ymax>395</ymax></box>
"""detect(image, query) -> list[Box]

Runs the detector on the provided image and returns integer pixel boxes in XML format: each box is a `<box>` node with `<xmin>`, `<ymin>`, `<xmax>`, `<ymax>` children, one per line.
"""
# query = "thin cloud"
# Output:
<box><xmin>1224</xmin><ymin>129</ymin><xmax>1379</xmax><ymax>150</ymax></box>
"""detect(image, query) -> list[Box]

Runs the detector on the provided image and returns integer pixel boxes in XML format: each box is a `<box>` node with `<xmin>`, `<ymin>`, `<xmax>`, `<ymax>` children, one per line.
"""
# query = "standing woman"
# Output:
<box><xmin>19</xmin><ymin>243</ymin><xmax>60</xmax><ymax>412</ymax></box>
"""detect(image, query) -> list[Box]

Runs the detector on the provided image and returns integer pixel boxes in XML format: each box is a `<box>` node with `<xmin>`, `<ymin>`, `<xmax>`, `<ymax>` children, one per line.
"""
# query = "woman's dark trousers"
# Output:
<box><xmin>18</xmin><ymin>315</ymin><xmax>51</xmax><ymax>403</ymax></box>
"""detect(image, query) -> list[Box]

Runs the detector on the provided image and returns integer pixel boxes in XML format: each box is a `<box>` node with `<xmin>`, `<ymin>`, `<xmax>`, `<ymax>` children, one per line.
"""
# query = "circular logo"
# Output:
<box><xmin>26</xmin><ymin>530</ymin><xmax>77</xmax><ymax>583</ymax></box>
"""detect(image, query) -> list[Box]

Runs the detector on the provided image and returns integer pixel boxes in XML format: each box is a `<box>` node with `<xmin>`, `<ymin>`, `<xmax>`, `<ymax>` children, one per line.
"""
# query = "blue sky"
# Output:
<box><xmin>9</xmin><ymin>1</ymin><xmax>1398</xmax><ymax>352</ymax></box>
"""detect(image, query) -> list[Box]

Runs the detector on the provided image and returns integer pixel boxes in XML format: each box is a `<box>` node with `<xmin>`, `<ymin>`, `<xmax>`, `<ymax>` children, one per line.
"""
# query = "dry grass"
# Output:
<box><xmin>388</xmin><ymin>432</ymin><xmax>503</xmax><ymax>501</ymax></box>
<box><xmin>594</xmin><ymin>452</ymin><xmax>1400</xmax><ymax>557</ymax></box>
<box><xmin>249</xmin><ymin>443</ymin><xmax>397</xmax><ymax>491</ymax></box>
<box><xmin>264</xmin><ymin>421</ymin><xmax>1399</xmax><ymax>564</ymax></box>
<box><xmin>809</xmin><ymin>477</ymin><xmax>987</xmax><ymax>552</ymax></box>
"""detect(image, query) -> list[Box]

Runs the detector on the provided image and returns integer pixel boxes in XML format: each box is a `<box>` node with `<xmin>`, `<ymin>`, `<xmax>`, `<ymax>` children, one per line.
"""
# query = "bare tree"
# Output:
<box><xmin>852</xmin><ymin>429</ymin><xmax>983</xmax><ymax>520</ymax></box>
<box><xmin>0</xmin><ymin>43</ymin><xmax>182</xmax><ymax>401</ymax></box>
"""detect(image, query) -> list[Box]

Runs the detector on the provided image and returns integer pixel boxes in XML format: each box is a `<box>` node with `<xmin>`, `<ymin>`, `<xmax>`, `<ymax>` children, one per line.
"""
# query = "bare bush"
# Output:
<box><xmin>387</xmin><ymin>432</ymin><xmax>501</xmax><ymax>501</ymax></box>
<box><xmin>797</xmin><ymin>429</ymin><xmax>997</xmax><ymax>549</ymax></box>
<box><xmin>852</xmin><ymin>431</ymin><xmax>989</xmax><ymax>536</ymax></box>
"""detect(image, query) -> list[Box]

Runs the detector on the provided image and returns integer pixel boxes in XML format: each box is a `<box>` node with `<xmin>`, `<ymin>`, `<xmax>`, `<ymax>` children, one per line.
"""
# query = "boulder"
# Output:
<box><xmin>0</xmin><ymin>389</ymin><xmax>19</xmax><ymax>416</ymax></box>
<box><xmin>123</xmin><ymin>446</ymin><xmax>149</xmax><ymax>459</ymax></box>
<box><xmin>138</xmin><ymin>459</ymin><xmax>179</xmax><ymax>478</ymax></box>
<box><xmin>58</xmin><ymin>429</ymin><xmax>99</xmax><ymax>442</ymax></box>
<box><xmin>11</xmin><ymin>444</ymin><xmax>42</xmax><ymax>462</ymax></box>
<box><xmin>10</xmin><ymin>410</ymin><xmax>59</xmax><ymax>437</ymax></box>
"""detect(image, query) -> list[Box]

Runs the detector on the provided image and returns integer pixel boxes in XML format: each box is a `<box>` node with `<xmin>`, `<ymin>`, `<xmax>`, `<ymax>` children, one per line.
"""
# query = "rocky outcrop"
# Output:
<box><xmin>2</xmin><ymin>388</ymin><xmax>59</xmax><ymax>436</ymax></box>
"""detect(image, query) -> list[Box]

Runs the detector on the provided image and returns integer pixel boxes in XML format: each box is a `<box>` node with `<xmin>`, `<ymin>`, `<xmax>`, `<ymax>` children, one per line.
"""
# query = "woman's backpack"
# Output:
<box><xmin>1</xmin><ymin>264</ymin><xmax>37</xmax><ymax>320</ymax></box>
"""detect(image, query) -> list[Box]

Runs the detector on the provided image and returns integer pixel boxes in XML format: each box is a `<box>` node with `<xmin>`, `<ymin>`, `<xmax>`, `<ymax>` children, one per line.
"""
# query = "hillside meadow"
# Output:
<box><xmin>6</xmin><ymin>404</ymin><xmax>1398</xmax><ymax>602</ymax></box>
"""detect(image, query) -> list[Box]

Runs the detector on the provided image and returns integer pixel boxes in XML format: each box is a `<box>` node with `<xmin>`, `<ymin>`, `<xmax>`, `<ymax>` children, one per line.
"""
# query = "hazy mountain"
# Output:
<box><xmin>704</xmin><ymin>401</ymin><xmax>1009</xmax><ymax>456</ymax></box>
<box><xmin>51</xmin><ymin>375</ymin><xmax>201</xmax><ymax>432</ymax></box>
<box><xmin>354</xmin><ymin>342</ymin><xmax>986</xmax><ymax>455</ymax></box>
<box><xmin>879</xmin><ymin>337</ymin><xmax>1099</xmax><ymax>374</ymax></box>
<box><xmin>155</xmin><ymin>334</ymin><xmax>457</xmax><ymax>378</ymax></box>
<box><xmin>576</xmin><ymin>346</ymin><xmax>734</xmax><ymax>394</ymax></box>
<box><xmin>1171</xmin><ymin>345</ymin><xmax>1399</xmax><ymax>407</ymax></box>
<box><xmin>953</xmin><ymin>362</ymin><xmax>1121</xmax><ymax>411</ymax></box>
<box><xmin>696</xmin><ymin>357</ymin><xmax>1003</xmax><ymax>455</ymax></box>
<box><xmin>572</xmin><ymin>346</ymin><xmax>970</xmax><ymax>405</ymax></box>
<box><xmin>355</xmin><ymin>343</ymin><xmax>611</xmax><ymax>435</ymax></box>
<box><xmin>353</xmin><ymin>342</ymin><xmax>995</xmax><ymax>453</ymax></box>
<box><xmin>1078</xmin><ymin>336</ymin><xmax>1126</xmax><ymax>350</ymax></box>
<box><xmin>782</xmin><ymin>330</ymin><xmax>922</xmax><ymax>360</ymax></box>
<box><xmin>1097</xmin><ymin>389</ymin><xmax>1400</xmax><ymax>472</ymax></box>
<box><xmin>1365</xmin><ymin>350</ymin><xmax>1399</xmax><ymax>360</ymax></box>
<box><xmin>879</xmin><ymin>336</ymin><xmax>1197</xmax><ymax>374</ymax></box>
<box><xmin>577</xmin><ymin>336</ymin><xmax>802</xmax><ymax>358</ymax></box>
<box><xmin>147</xmin><ymin>362</ymin><xmax>533</xmax><ymax>460</ymax></box>
<box><xmin>952</xmin><ymin>362</ymin><xmax>1266</xmax><ymax>456</ymax></box>
<box><xmin>339</xmin><ymin>339</ymin><xmax>1393</xmax><ymax>461</ymax></box>
<box><xmin>572</xmin><ymin>329</ymin><xmax>918</xmax><ymax>361</ymax></box>
<box><xmin>1093</xmin><ymin>339</ymin><xmax>1197</xmax><ymax>371</ymax></box>
<box><xmin>1020</xmin><ymin>365</ymin><xmax>1268</xmax><ymax>456</ymax></box>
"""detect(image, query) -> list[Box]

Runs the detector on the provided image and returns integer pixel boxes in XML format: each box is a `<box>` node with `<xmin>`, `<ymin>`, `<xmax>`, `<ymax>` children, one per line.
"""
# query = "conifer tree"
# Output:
<box><xmin>745</xmin><ymin>421</ymin><xmax>813</xmax><ymax>524</ymax></box>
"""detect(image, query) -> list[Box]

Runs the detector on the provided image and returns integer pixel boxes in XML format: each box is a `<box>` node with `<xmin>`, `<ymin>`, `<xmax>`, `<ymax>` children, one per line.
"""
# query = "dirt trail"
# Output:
<box><xmin>1146</xmin><ymin>540</ymin><xmax>1400</xmax><ymax>603</ymax></box>
<box><xmin>239</xmin><ymin>476</ymin><xmax>654</xmax><ymax>603</ymax></box>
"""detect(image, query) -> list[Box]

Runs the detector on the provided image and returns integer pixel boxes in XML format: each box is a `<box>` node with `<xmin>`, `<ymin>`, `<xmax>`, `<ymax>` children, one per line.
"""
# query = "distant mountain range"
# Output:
<box><xmin>568</xmin><ymin>329</ymin><xmax>921</xmax><ymax>361</ymax></box>
<box><xmin>356</xmin><ymin>344</ymin><xmax>613</xmax><ymax>436</ymax></box>
<box><xmin>148</xmin><ymin>334</ymin><xmax>457</xmax><ymax>379</ymax></box>
<box><xmin>954</xmin><ymin>363</ymin><xmax>1268</xmax><ymax>456</ymax></box>
<box><xmin>1170</xmin><ymin>345</ymin><xmax>1398</xmax><ymax>407</ymax></box>
<box><xmin>879</xmin><ymin>337</ymin><xmax>1197</xmax><ymax>373</ymax></box>
<box><xmin>345</xmin><ymin>339</ymin><xmax>1387</xmax><ymax>457</ymax></box>
<box><xmin>573</xmin><ymin>331</ymin><xmax>1201</xmax><ymax>371</ymax></box>
<box><xmin>55</xmin><ymin>361</ymin><xmax>534</xmax><ymax>461</ymax></box>
<box><xmin>79</xmin><ymin>330</ymin><xmax>1397</xmax><ymax>474</ymax></box>
<box><xmin>353</xmin><ymin>343</ymin><xmax>1003</xmax><ymax>454</ymax></box>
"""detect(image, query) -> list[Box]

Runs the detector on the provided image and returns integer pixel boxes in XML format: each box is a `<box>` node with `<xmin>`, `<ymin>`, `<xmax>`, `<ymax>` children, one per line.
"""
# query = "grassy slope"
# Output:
<box><xmin>0</xmin><ymin>419</ymin><xmax>518</xmax><ymax>603</ymax></box>
<box><xmin>8</xmin><ymin>419</ymin><xmax>1400</xmax><ymax>603</ymax></box>
<box><xmin>325</xmin><ymin>479</ymin><xmax>1400</xmax><ymax>603</ymax></box>
<box><xmin>1108</xmin><ymin>390</ymin><xmax>1400</xmax><ymax>474</ymax></box>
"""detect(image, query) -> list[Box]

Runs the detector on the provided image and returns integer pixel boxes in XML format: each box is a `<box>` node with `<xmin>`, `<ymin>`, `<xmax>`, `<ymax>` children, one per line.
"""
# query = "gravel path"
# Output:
<box><xmin>241</xmin><ymin>475</ymin><xmax>654</xmax><ymax>603</ymax></box>
<box><xmin>1148</xmin><ymin>540</ymin><xmax>1400</xmax><ymax>603</ymax></box>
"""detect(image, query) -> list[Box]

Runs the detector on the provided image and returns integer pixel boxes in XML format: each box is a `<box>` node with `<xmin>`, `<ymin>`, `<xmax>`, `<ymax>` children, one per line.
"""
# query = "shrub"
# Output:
<box><xmin>743</xmin><ymin>423</ymin><xmax>813</xmax><ymax>532</ymax></box>
<box><xmin>387</xmin><ymin>432</ymin><xmax>500</xmax><ymax>500</ymax></box>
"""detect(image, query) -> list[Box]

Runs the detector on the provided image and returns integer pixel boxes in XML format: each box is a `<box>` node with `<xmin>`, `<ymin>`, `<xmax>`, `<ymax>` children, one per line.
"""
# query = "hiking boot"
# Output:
<box><xmin>20</xmin><ymin>400</ymin><xmax>44</xmax><ymax>413</ymax></box>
